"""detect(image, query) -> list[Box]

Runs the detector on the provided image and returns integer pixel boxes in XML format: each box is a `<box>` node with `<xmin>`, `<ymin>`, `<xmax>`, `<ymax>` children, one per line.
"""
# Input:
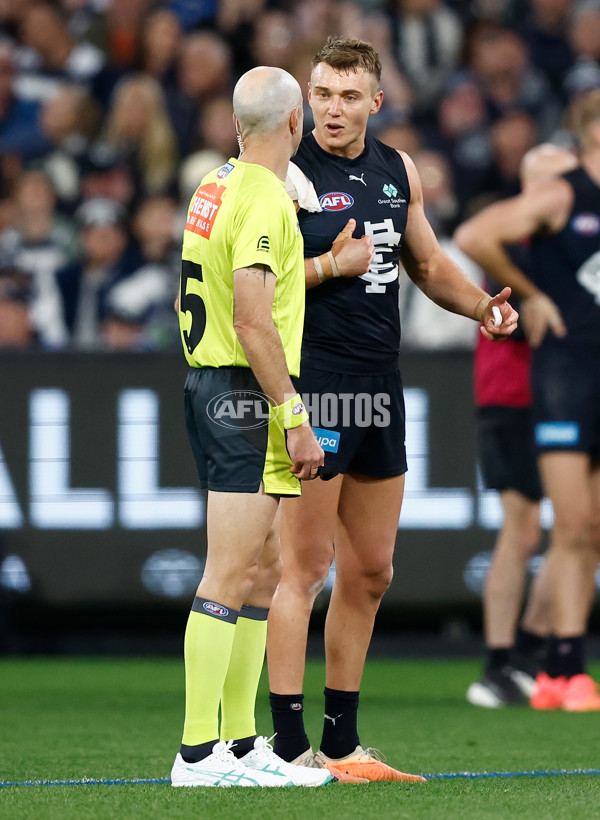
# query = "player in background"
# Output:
<box><xmin>171</xmin><ymin>66</ymin><xmax>332</xmax><ymax>788</ymax></box>
<box><xmin>457</xmin><ymin>144</ymin><xmax>578</xmax><ymax>708</ymax></box>
<box><xmin>266</xmin><ymin>35</ymin><xmax>518</xmax><ymax>783</ymax></box>
<box><xmin>454</xmin><ymin>89</ymin><xmax>600</xmax><ymax>712</ymax></box>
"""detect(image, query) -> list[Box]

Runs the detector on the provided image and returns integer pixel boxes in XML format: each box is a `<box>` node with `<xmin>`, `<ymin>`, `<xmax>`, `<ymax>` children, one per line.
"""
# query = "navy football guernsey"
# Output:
<box><xmin>294</xmin><ymin>133</ymin><xmax>410</xmax><ymax>375</ymax></box>
<box><xmin>530</xmin><ymin>167</ymin><xmax>600</xmax><ymax>347</ymax></box>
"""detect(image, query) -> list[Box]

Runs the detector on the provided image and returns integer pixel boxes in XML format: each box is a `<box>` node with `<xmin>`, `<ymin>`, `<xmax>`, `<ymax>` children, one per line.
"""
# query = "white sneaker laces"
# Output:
<box><xmin>252</xmin><ymin>734</ymin><xmax>278</xmax><ymax>758</ymax></box>
<box><xmin>212</xmin><ymin>739</ymin><xmax>237</xmax><ymax>761</ymax></box>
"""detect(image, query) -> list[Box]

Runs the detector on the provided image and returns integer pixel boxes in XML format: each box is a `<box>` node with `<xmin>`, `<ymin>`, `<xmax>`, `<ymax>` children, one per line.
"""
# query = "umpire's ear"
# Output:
<box><xmin>289</xmin><ymin>106</ymin><xmax>301</xmax><ymax>136</ymax></box>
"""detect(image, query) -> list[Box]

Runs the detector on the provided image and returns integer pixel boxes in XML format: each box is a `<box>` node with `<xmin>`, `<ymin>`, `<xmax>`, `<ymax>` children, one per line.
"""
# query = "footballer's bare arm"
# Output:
<box><xmin>398</xmin><ymin>152</ymin><xmax>517</xmax><ymax>338</ymax></box>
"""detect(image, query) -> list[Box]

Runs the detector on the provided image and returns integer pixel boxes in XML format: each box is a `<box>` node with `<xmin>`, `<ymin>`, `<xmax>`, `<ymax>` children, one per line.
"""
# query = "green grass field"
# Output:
<box><xmin>2</xmin><ymin>656</ymin><xmax>599</xmax><ymax>819</ymax></box>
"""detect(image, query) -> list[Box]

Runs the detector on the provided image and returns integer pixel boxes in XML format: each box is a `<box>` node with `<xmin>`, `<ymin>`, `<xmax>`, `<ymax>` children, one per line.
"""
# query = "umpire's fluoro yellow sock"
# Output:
<box><xmin>219</xmin><ymin>604</ymin><xmax>269</xmax><ymax>744</ymax></box>
<box><xmin>181</xmin><ymin>596</ymin><xmax>238</xmax><ymax>748</ymax></box>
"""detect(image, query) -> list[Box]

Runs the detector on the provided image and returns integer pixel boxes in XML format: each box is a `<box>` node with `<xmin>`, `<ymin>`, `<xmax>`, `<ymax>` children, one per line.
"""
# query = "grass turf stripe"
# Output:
<box><xmin>2</xmin><ymin>769</ymin><xmax>600</xmax><ymax>787</ymax></box>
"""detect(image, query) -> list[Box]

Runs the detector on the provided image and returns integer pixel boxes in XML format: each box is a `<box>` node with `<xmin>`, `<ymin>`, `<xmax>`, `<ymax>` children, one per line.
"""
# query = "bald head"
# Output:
<box><xmin>233</xmin><ymin>66</ymin><xmax>302</xmax><ymax>136</ymax></box>
<box><xmin>520</xmin><ymin>143</ymin><xmax>578</xmax><ymax>191</ymax></box>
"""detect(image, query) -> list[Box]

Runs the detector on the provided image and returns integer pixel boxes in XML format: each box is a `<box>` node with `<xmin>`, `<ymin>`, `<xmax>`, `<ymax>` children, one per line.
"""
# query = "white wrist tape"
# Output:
<box><xmin>313</xmin><ymin>256</ymin><xmax>325</xmax><ymax>283</ymax></box>
<box><xmin>328</xmin><ymin>251</ymin><xmax>340</xmax><ymax>277</ymax></box>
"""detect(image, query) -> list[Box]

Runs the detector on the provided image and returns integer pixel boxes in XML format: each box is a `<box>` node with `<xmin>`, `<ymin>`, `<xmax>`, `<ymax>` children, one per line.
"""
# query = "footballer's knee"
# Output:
<box><xmin>363</xmin><ymin>562</ymin><xmax>394</xmax><ymax>601</ymax></box>
<box><xmin>519</xmin><ymin>522</ymin><xmax>543</xmax><ymax>558</ymax></box>
<box><xmin>254</xmin><ymin>553</ymin><xmax>283</xmax><ymax>602</ymax></box>
<box><xmin>281</xmin><ymin>540</ymin><xmax>334</xmax><ymax>596</ymax></box>
<box><xmin>341</xmin><ymin>559</ymin><xmax>393</xmax><ymax>603</ymax></box>
<box><xmin>294</xmin><ymin>562</ymin><xmax>332</xmax><ymax>600</ymax></box>
<box><xmin>554</xmin><ymin>512</ymin><xmax>594</xmax><ymax>553</ymax></box>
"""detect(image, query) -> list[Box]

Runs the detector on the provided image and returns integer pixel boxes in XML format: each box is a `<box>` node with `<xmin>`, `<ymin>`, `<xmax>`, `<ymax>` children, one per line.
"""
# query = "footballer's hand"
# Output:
<box><xmin>521</xmin><ymin>292</ymin><xmax>567</xmax><ymax>349</ymax></box>
<box><xmin>287</xmin><ymin>424</ymin><xmax>324</xmax><ymax>480</ymax></box>
<box><xmin>331</xmin><ymin>218</ymin><xmax>375</xmax><ymax>278</ymax></box>
<box><xmin>479</xmin><ymin>287</ymin><xmax>519</xmax><ymax>340</ymax></box>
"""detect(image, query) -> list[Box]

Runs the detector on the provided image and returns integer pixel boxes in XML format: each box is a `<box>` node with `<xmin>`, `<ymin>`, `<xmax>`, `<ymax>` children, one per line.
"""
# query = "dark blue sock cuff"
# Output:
<box><xmin>240</xmin><ymin>603</ymin><xmax>269</xmax><ymax>621</ymax></box>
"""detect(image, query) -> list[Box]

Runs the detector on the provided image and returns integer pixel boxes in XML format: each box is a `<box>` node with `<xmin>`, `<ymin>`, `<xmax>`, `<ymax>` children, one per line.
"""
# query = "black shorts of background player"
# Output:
<box><xmin>455</xmin><ymin>94</ymin><xmax>600</xmax><ymax>712</ymax></box>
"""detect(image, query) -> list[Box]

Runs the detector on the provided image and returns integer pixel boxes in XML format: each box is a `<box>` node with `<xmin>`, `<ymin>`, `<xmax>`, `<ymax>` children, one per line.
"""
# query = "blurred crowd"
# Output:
<box><xmin>0</xmin><ymin>0</ymin><xmax>598</xmax><ymax>351</ymax></box>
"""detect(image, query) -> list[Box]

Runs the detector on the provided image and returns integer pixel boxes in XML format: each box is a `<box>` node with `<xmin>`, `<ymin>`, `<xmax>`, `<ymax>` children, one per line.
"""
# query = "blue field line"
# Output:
<box><xmin>423</xmin><ymin>768</ymin><xmax>600</xmax><ymax>780</ymax></box>
<box><xmin>1</xmin><ymin>769</ymin><xmax>600</xmax><ymax>788</ymax></box>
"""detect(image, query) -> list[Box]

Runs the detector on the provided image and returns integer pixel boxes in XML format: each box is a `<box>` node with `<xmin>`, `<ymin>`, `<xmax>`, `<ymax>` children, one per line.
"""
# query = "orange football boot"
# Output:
<box><xmin>315</xmin><ymin>747</ymin><xmax>426</xmax><ymax>783</ymax></box>
<box><xmin>562</xmin><ymin>674</ymin><xmax>600</xmax><ymax>712</ymax></box>
<box><xmin>529</xmin><ymin>672</ymin><xmax>568</xmax><ymax>710</ymax></box>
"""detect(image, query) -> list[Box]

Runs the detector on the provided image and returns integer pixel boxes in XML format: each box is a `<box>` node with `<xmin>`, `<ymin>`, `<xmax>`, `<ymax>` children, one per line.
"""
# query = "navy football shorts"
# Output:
<box><xmin>532</xmin><ymin>343</ymin><xmax>600</xmax><ymax>458</ymax></box>
<box><xmin>184</xmin><ymin>367</ymin><xmax>301</xmax><ymax>495</ymax></box>
<box><xmin>477</xmin><ymin>406</ymin><xmax>543</xmax><ymax>501</ymax></box>
<box><xmin>294</xmin><ymin>366</ymin><xmax>407</xmax><ymax>479</ymax></box>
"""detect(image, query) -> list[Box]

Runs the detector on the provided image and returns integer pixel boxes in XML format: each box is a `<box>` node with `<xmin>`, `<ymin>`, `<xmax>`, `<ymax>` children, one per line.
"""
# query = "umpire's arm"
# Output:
<box><xmin>233</xmin><ymin>265</ymin><xmax>323</xmax><ymax>479</ymax></box>
<box><xmin>233</xmin><ymin>264</ymin><xmax>297</xmax><ymax>405</ymax></box>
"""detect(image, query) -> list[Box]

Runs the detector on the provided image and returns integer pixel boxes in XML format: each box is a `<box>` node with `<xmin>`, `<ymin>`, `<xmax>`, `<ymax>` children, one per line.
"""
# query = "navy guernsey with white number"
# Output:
<box><xmin>530</xmin><ymin>166</ymin><xmax>600</xmax><ymax>348</ymax></box>
<box><xmin>294</xmin><ymin>132</ymin><xmax>410</xmax><ymax>375</ymax></box>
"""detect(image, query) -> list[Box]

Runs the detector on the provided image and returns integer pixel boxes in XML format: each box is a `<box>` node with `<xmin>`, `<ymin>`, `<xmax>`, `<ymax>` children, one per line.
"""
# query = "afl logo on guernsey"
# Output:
<box><xmin>203</xmin><ymin>601</ymin><xmax>229</xmax><ymax>617</ymax></box>
<box><xmin>319</xmin><ymin>192</ymin><xmax>354</xmax><ymax>211</ymax></box>
<box><xmin>216</xmin><ymin>162</ymin><xmax>234</xmax><ymax>179</ymax></box>
<box><xmin>571</xmin><ymin>213</ymin><xmax>600</xmax><ymax>236</ymax></box>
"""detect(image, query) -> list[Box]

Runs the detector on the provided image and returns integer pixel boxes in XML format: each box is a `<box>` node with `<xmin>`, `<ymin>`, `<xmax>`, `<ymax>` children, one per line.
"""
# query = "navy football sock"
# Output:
<box><xmin>319</xmin><ymin>687</ymin><xmax>360</xmax><ymax>760</ymax></box>
<box><xmin>485</xmin><ymin>647</ymin><xmax>510</xmax><ymax>673</ymax></box>
<box><xmin>269</xmin><ymin>692</ymin><xmax>310</xmax><ymax>762</ymax></box>
<box><xmin>514</xmin><ymin>627</ymin><xmax>546</xmax><ymax>657</ymax></box>
<box><xmin>546</xmin><ymin>635</ymin><xmax>585</xmax><ymax>678</ymax></box>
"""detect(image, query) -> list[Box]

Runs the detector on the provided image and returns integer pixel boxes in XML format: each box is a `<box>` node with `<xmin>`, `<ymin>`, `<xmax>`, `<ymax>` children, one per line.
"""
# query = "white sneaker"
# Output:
<box><xmin>239</xmin><ymin>736</ymin><xmax>333</xmax><ymax>787</ymax></box>
<box><xmin>171</xmin><ymin>740</ymin><xmax>292</xmax><ymax>787</ymax></box>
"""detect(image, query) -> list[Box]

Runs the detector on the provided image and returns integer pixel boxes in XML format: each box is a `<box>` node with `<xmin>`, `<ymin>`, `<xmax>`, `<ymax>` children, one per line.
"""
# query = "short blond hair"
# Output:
<box><xmin>568</xmin><ymin>89</ymin><xmax>600</xmax><ymax>148</ymax></box>
<box><xmin>519</xmin><ymin>143</ymin><xmax>578</xmax><ymax>190</ymax></box>
<box><xmin>312</xmin><ymin>36</ymin><xmax>381</xmax><ymax>85</ymax></box>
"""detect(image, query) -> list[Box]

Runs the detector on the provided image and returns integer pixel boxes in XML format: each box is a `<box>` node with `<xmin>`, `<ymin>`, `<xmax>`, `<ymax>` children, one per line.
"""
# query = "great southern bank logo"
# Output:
<box><xmin>319</xmin><ymin>192</ymin><xmax>354</xmax><ymax>211</ymax></box>
<box><xmin>206</xmin><ymin>390</ymin><xmax>272</xmax><ymax>429</ymax></box>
